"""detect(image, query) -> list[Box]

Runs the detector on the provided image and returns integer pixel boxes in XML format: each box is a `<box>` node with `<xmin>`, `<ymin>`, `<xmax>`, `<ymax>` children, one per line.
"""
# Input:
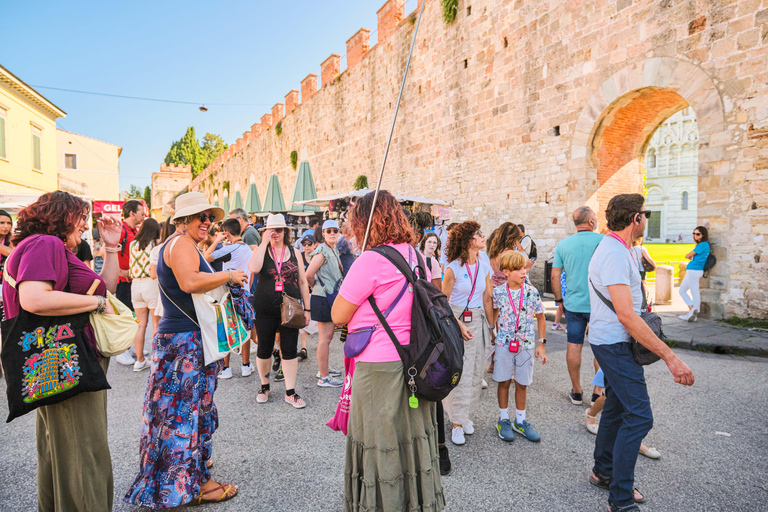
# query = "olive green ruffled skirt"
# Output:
<box><xmin>344</xmin><ymin>361</ymin><xmax>446</xmax><ymax>512</ymax></box>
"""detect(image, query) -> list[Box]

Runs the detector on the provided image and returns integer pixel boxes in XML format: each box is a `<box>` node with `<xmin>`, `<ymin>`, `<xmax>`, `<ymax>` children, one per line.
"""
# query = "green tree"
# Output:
<box><xmin>123</xmin><ymin>184</ymin><xmax>143</xmax><ymax>200</ymax></box>
<box><xmin>164</xmin><ymin>128</ymin><xmax>229</xmax><ymax>178</ymax></box>
<box><xmin>143</xmin><ymin>186</ymin><xmax>152</xmax><ymax>210</ymax></box>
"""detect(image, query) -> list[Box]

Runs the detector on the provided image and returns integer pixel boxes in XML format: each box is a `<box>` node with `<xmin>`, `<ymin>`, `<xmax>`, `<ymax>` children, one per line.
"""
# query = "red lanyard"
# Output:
<box><xmin>608</xmin><ymin>232</ymin><xmax>638</xmax><ymax>268</ymax></box>
<box><xmin>465</xmin><ymin>261</ymin><xmax>479</xmax><ymax>303</ymax></box>
<box><xmin>506</xmin><ymin>283</ymin><xmax>525</xmax><ymax>332</ymax></box>
<box><xmin>271</xmin><ymin>246</ymin><xmax>286</xmax><ymax>280</ymax></box>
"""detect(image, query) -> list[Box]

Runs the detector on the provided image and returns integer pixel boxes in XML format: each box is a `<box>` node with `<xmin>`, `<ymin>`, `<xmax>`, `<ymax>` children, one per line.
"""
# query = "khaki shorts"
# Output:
<box><xmin>130</xmin><ymin>278</ymin><xmax>159</xmax><ymax>310</ymax></box>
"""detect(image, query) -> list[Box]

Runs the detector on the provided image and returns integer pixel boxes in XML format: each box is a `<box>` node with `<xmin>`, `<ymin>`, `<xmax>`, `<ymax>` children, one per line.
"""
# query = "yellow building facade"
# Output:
<box><xmin>57</xmin><ymin>129</ymin><xmax>121</xmax><ymax>200</ymax></box>
<box><xmin>0</xmin><ymin>64</ymin><xmax>66</xmax><ymax>210</ymax></box>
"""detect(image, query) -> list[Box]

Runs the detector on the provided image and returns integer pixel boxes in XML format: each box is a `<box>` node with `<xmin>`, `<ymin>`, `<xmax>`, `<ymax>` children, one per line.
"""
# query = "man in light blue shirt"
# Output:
<box><xmin>552</xmin><ymin>206</ymin><xmax>603</xmax><ymax>405</ymax></box>
<box><xmin>587</xmin><ymin>193</ymin><xmax>694</xmax><ymax>512</ymax></box>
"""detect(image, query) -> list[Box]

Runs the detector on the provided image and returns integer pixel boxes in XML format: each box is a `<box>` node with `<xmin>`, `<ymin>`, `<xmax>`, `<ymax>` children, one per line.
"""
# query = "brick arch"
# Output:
<box><xmin>569</xmin><ymin>57</ymin><xmax>725</xmax><ymax>227</ymax></box>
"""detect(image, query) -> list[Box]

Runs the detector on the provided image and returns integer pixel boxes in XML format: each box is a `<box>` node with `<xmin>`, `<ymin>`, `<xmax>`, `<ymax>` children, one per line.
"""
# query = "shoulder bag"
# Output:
<box><xmin>315</xmin><ymin>245</ymin><xmax>344</xmax><ymax>308</ymax></box>
<box><xmin>89</xmin><ymin>289</ymin><xmax>139</xmax><ymax>357</ymax></box>
<box><xmin>589</xmin><ymin>278</ymin><xmax>663</xmax><ymax>366</ymax></box>
<box><xmin>281</xmin><ymin>293</ymin><xmax>307</xmax><ymax>329</ymax></box>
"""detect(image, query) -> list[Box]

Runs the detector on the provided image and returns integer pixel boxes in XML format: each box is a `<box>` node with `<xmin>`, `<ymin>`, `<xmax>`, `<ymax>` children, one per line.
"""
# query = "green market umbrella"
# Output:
<box><xmin>213</xmin><ymin>193</ymin><xmax>219</xmax><ymax>207</ymax></box>
<box><xmin>244</xmin><ymin>174</ymin><xmax>262</xmax><ymax>214</ymax></box>
<box><xmin>290</xmin><ymin>148</ymin><xmax>320</xmax><ymax>213</ymax></box>
<box><xmin>233</xmin><ymin>183</ymin><xmax>244</xmax><ymax>210</ymax></box>
<box><xmin>261</xmin><ymin>174</ymin><xmax>286</xmax><ymax>212</ymax></box>
<box><xmin>221</xmin><ymin>189</ymin><xmax>230</xmax><ymax>216</ymax></box>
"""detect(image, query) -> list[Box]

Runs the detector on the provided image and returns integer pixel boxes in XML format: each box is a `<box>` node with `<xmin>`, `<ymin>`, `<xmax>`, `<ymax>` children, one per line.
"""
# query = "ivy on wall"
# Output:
<box><xmin>275</xmin><ymin>120</ymin><xmax>283</xmax><ymax>136</ymax></box>
<box><xmin>441</xmin><ymin>0</ymin><xmax>458</xmax><ymax>23</ymax></box>
<box><xmin>222</xmin><ymin>181</ymin><xmax>230</xmax><ymax>193</ymax></box>
<box><xmin>290</xmin><ymin>150</ymin><xmax>298</xmax><ymax>170</ymax></box>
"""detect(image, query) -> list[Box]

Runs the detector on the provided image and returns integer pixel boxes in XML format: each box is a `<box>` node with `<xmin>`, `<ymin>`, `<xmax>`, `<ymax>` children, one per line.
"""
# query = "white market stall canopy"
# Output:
<box><xmin>293</xmin><ymin>188</ymin><xmax>449</xmax><ymax>208</ymax></box>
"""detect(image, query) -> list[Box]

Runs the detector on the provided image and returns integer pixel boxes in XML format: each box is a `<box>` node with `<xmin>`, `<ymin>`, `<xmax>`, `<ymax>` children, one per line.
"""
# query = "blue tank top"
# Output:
<box><xmin>157</xmin><ymin>236</ymin><xmax>211</xmax><ymax>334</ymax></box>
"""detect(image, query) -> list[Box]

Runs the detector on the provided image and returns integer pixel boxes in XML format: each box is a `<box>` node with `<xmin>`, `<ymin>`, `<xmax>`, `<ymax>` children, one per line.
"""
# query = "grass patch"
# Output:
<box><xmin>644</xmin><ymin>243</ymin><xmax>694</xmax><ymax>281</ymax></box>
<box><xmin>721</xmin><ymin>316</ymin><xmax>768</xmax><ymax>330</ymax></box>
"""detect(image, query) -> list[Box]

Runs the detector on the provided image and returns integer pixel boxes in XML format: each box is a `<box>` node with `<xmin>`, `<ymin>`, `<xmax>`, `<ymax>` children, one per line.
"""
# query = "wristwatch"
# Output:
<box><xmin>554</xmin><ymin>298</ymin><xmax>563</xmax><ymax>304</ymax></box>
<box><xmin>538</xmin><ymin>338</ymin><xmax>547</xmax><ymax>345</ymax></box>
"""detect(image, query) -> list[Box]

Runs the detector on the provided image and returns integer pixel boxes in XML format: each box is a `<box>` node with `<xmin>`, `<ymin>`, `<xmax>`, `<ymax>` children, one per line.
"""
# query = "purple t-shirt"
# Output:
<box><xmin>2</xmin><ymin>235</ymin><xmax>106</xmax><ymax>320</ymax></box>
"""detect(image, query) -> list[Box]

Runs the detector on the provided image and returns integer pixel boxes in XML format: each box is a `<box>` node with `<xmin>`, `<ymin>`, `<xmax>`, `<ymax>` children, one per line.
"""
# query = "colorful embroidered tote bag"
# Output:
<box><xmin>1</xmin><ymin>296</ymin><xmax>110</xmax><ymax>422</ymax></box>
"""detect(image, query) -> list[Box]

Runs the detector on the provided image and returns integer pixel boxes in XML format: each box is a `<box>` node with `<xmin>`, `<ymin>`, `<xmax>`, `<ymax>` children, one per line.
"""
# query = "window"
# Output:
<box><xmin>682</xmin><ymin>191</ymin><xmax>689</xmax><ymax>210</ymax></box>
<box><xmin>647</xmin><ymin>149</ymin><xmax>656</xmax><ymax>168</ymax></box>
<box><xmin>0</xmin><ymin>109</ymin><xmax>6</xmax><ymax>159</ymax></box>
<box><xmin>64</xmin><ymin>153</ymin><xmax>77</xmax><ymax>169</ymax></box>
<box><xmin>32</xmin><ymin>128</ymin><xmax>42</xmax><ymax>171</ymax></box>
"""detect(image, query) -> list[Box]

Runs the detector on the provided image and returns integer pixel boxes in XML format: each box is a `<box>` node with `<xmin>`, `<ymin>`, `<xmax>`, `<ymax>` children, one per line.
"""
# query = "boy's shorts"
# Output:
<box><xmin>492</xmin><ymin>345</ymin><xmax>535</xmax><ymax>386</ymax></box>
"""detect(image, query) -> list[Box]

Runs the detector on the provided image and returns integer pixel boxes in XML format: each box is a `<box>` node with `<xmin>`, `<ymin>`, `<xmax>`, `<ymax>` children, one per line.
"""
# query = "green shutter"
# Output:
<box><xmin>33</xmin><ymin>134</ymin><xmax>41</xmax><ymax>170</ymax></box>
<box><xmin>0</xmin><ymin>117</ymin><xmax>6</xmax><ymax>159</ymax></box>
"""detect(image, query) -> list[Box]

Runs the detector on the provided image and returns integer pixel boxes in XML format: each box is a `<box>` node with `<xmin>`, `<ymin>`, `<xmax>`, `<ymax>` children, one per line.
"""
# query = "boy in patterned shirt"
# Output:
<box><xmin>491</xmin><ymin>251</ymin><xmax>547</xmax><ymax>442</ymax></box>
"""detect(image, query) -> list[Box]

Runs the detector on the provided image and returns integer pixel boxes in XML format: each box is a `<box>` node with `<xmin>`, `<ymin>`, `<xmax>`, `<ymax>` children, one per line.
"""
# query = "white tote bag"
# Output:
<box><xmin>161</xmin><ymin>237</ymin><xmax>249</xmax><ymax>365</ymax></box>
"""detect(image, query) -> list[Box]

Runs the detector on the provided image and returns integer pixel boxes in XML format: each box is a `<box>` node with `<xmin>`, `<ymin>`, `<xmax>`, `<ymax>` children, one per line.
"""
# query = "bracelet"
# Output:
<box><xmin>226</xmin><ymin>269</ymin><xmax>234</xmax><ymax>285</ymax></box>
<box><xmin>304</xmin><ymin>308</ymin><xmax>311</xmax><ymax>312</ymax></box>
<box><xmin>104</xmin><ymin>244</ymin><xmax>122</xmax><ymax>254</ymax></box>
<box><xmin>554</xmin><ymin>299</ymin><xmax>563</xmax><ymax>304</ymax></box>
<box><xmin>95</xmin><ymin>295</ymin><xmax>107</xmax><ymax>314</ymax></box>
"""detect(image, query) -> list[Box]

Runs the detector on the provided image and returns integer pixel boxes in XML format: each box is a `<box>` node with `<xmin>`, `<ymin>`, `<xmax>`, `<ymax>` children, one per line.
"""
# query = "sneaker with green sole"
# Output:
<box><xmin>496</xmin><ymin>419</ymin><xmax>515</xmax><ymax>442</ymax></box>
<box><xmin>513</xmin><ymin>419</ymin><xmax>541</xmax><ymax>442</ymax></box>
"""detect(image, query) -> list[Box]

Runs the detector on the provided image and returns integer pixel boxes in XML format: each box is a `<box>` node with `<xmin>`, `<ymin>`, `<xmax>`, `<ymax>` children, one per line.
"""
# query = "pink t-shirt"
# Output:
<box><xmin>339</xmin><ymin>243</ymin><xmax>431</xmax><ymax>363</ymax></box>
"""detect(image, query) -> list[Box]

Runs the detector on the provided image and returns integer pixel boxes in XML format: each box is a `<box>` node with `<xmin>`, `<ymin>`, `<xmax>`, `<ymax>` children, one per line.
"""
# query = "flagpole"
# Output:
<box><xmin>361</xmin><ymin>0</ymin><xmax>427</xmax><ymax>251</ymax></box>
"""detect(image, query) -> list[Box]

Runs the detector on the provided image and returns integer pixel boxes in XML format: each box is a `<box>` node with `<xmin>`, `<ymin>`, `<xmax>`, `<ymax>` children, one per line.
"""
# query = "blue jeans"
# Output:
<box><xmin>591</xmin><ymin>342</ymin><xmax>653</xmax><ymax>508</ymax></box>
<box><xmin>564</xmin><ymin>310</ymin><xmax>590</xmax><ymax>345</ymax></box>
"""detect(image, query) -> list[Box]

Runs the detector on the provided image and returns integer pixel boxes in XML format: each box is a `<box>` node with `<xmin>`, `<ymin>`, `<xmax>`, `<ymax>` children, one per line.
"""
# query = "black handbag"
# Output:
<box><xmin>589</xmin><ymin>279</ymin><xmax>663</xmax><ymax>366</ymax></box>
<box><xmin>642</xmin><ymin>256</ymin><xmax>655</xmax><ymax>273</ymax></box>
<box><xmin>1</xmin><ymin>271</ymin><xmax>110</xmax><ymax>423</ymax></box>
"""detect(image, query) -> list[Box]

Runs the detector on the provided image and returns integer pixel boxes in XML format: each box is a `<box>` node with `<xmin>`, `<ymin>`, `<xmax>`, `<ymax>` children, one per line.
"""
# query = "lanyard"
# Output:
<box><xmin>271</xmin><ymin>245</ymin><xmax>286</xmax><ymax>281</ymax></box>
<box><xmin>465</xmin><ymin>261</ymin><xmax>479</xmax><ymax>304</ymax></box>
<box><xmin>506</xmin><ymin>283</ymin><xmax>525</xmax><ymax>332</ymax></box>
<box><xmin>608</xmin><ymin>232</ymin><xmax>638</xmax><ymax>268</ymax></box>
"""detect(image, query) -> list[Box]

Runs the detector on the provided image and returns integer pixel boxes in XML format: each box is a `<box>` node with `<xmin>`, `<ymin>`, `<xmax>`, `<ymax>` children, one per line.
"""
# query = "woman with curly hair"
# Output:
<box><xmin>332</xmin><ymin>190</ymin><xmax>445</xmax><ymax>511</ymax></box>
<box><xmin>487</xmin><ymin>222</ymin><xmax>525</xmax><ymax>287</ymax></box>
<box><xmin>442</xmin><ymin>221</ymin><xmax>493</xmax><ymax>446</ymax></box>
<box><xmin>3</xmin><ymin>191</ymin><xmax>122</xmax><ymax>511</ymax></box>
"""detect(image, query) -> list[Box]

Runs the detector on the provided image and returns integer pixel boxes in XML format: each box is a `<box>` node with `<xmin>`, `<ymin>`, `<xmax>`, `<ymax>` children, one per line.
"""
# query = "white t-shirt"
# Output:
<box><xmin>212</xmin><ymin>243</ymin><xmax>253</xmax><ymax>276</ymax></box>
<box><xmin>149</xmin><ymin>244</ymin><xmax>162</xmax><ymax>267</ymax></box>
<box><xmin>587</xmin><ymin>236</ymin><xmax>643</xmax><ymax>346</ymax></box>
<box><xmin>446</xmin><ymin>256</ymin><xmax>492</xmax><ymax>309</ymax></box>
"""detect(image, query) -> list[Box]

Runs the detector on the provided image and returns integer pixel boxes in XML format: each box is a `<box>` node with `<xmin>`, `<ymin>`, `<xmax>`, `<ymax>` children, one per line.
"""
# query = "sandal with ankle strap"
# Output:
<box><xmin>188</xmin><ymin>483</ymin><xmax>238</xmax><ymax>506</ymax></box>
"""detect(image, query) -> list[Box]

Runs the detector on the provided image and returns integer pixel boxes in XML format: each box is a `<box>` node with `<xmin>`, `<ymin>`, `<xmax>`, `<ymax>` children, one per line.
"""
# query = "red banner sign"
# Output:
<box><xmin>93</xmin><ymin>200</ymin><xmax>124</xmax><ymax>214</ymax></box>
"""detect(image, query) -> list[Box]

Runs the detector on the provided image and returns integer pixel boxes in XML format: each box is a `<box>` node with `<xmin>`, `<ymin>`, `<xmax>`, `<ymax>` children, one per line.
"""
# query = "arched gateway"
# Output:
<box><xmin>569</xmin><ymin>57</ymin><xmax>729</xmax><ymax>318</ymax></box>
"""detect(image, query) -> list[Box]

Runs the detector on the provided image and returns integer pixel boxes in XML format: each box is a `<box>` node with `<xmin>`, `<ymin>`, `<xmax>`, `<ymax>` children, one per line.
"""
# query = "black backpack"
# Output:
<box><xmin>369</xmin><ymin>246</ymin><xmax>464</xmax><ymax>403</ymax></box>
<box><xmin>703</xmin><ymin>253</ymin><xmax>717</xmax><ymax>278</ymax></box>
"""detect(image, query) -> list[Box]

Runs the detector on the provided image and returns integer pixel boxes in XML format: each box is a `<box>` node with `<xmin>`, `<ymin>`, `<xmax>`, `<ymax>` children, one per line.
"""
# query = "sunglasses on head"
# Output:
<box><xmin>637</xmin><ymin>210</ymin><xmax>652</xmax><ymax>219</ymax></box>
<box><xmin>325</xmin><ymin>228</ymin><xmax>339</xmax><ymax>234</ymax></box>
<box><xmin>197</xmin><ymin>213</ymin><xmax>216</xmax><ymax>223</ymax></box>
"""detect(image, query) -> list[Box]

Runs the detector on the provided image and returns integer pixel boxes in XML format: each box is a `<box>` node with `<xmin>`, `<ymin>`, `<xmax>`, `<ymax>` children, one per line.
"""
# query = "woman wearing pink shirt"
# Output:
<box><xmin>332</xmin><ymin>191</ymin><xmax>445</xmax><ymax>512</ymax></box>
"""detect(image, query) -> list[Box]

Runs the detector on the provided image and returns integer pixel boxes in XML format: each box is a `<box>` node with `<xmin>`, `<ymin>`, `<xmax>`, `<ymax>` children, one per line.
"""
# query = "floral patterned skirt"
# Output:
<box><xmin>124</xmin><ymin>330</ymin><xmax>224</xmax><ymax>509</ymax></box>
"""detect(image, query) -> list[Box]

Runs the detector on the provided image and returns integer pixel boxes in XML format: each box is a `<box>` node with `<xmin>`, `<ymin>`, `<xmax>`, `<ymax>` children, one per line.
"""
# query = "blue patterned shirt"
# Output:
<box><xmin>492</xmin><ymin>284</ymin><xmax>544</xmax><ymax>350</ymax></box>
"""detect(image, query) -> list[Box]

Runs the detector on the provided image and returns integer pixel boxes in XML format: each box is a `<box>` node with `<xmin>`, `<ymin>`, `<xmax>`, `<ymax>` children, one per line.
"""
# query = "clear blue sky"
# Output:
<box><xmin>2</xmin><ymin>0</ymin><xmax>418</xmax><ymax>194</ymax></box>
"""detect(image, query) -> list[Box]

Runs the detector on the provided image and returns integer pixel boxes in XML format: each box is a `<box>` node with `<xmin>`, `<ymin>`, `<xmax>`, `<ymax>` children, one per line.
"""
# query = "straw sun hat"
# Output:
<box><xmin>171</xmin><ymin>192</ymin><xmax>225</xmax><ymax>223</ymax></box>
<box><xmin>258</xmin><ymin>213</ymin><xmax>288</xmax><ymax>231</ymax></box>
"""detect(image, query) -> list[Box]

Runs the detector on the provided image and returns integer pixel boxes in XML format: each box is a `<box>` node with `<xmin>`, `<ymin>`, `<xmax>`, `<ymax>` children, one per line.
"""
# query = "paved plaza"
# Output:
<box><xmin>2</xmin><ymin>326</ymin><xmax>766</xmax><ymax>511</ymax></box>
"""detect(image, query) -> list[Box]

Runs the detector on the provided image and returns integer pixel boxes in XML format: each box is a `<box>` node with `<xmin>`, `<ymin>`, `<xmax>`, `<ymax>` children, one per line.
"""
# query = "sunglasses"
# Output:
<box><xmin>637</xmin><ymin>210</ymin><xmax>652</xmax><ymax>219</ymax></box>
<box><xmin>325</xmin><ymin>228</ymin><xmax>339</xmax><ymax>234</ymax></box>
<box><xmin>301</xmin><ymin>241</ymin><xmax>313</xmax><ymax>246</ymax></box>
<box><xmin>197</xmin><ymin>213</ymin><xmax>216</xmax><ymax>223</ymax></box>
<box><xmin>474</xmin><ymin>230</ymin><xmax>484</xmax><ymax>237</ymax></box>
<box><xmin>271</xmin><ymin>228</ymin><xmax>284</xmax><ymax>233</ymax></box>
<box><xmin>693</xmin><ymin>231</ymin><xmax>701</xmax><ymax>236</ymax></box>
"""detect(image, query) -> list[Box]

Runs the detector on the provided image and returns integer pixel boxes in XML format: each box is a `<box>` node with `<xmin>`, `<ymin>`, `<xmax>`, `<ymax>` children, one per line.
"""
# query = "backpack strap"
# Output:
<box><xmin>368</xmin><ymin>283</ymin><xmax>409</xmax><ymax>351</ymax></box>
<box><xmin>370</xmin><ymin>245</ymin><xmax>426</xmax><ymax>283</ymax></box>
<box><xmin>120</xmin><ymin>224</ymin><xmax>128</xmax><ymax>257</ymax></box>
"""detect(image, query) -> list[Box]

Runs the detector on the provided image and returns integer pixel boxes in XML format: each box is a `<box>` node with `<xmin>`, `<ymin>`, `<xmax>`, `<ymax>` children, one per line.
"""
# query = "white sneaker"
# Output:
<box><xmin>464</xmin><ymin>420</ymin><xmax>474</xmax><ymax>435</ymax></box>
<box><xmin>219</xmin><ymin>367</ymin><xmax>232</xmax><ymax>380</ymax></box>
<box><xmin>316</xmin><ymin>369</ymin><xmax>342</xmax><ymax>378</ymax></box>
<box><xmin>133</xmin><ymin>359</ymin><xmax>150</xmax><ymax>372</ymax></box>
<box><xmin>241</xmin><ymin>363</ymin><xmax>254</xmax><ymax>377</ymax></box>
<box><xmin>115</xmin><ymin>351</ymin><xmax>136</xmax><ymax>366</ymax></box>
<box><xmin>451</xmin><ymin>426</ymin><xmax>466</xmax><ymax>445</ymax></box>
<box><xmin>481</xmin><ymin>379</ymin><xmax>488</xmax><ymax>389</ymax></box>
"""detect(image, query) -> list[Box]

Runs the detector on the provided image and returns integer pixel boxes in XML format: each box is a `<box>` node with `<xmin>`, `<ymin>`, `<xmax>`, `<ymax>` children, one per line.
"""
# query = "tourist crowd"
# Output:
<box><xmin>0</xmin><ymin>190</ymin><xmax>699</xmax><ymax>512</ymax></box>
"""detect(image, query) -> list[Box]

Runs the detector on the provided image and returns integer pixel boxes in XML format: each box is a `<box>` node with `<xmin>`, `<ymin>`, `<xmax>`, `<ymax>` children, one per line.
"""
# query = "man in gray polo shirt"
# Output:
<box><xmin>588</xmin><ymin>194</ymin><xmax>694</xmax><ymax>512</ymax></box>
<box><xmin>230</xmin><ymin>208</ymin><xmax>261</xmax><ymax>249</ymax></box>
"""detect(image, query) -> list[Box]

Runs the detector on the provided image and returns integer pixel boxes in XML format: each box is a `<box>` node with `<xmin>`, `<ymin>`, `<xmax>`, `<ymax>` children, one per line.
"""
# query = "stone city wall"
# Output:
<box><xmin>185</xmin><ymin>0</ymin><xmax>768</xmax><ymax>319</ymax></box>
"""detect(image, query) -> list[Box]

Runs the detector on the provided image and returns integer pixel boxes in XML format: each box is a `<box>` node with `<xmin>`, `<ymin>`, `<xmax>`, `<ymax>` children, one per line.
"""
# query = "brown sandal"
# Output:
<box><xmin>188</xmin><ymin>483</ymin><xmax>238</xmax><ymax>506</ymax></box>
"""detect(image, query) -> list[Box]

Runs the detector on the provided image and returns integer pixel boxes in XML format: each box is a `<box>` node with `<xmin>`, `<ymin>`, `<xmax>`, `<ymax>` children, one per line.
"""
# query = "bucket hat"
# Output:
<box><xmin>259</xmin><ymin>213</ymin><xmax>289</xmax><ymax>231</ymax></box>
<box><xmin>172</xmin><ymin>192</ymin><xmax>224</xmax><ymax>223</ymax></box>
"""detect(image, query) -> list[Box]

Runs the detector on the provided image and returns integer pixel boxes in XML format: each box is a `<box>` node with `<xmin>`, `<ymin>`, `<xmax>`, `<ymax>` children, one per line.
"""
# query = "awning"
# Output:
<box><xmin>244</xmin><ymin>174</ymin><xmax>262</xmax><ymax>214</ymax></box>
<box><xmin>290</xmin><ymin>149</ymin><xmax>320</xmax><ymax>213</ymax></box>
<box><xmin>260</xmin><ymin>174</ymin><xmax>286</xmax><ymax>213</ymax></box>
<box><xmin>294</xmin><ymin>188</ymin><xmax>449</xmax><ymax>207</ymax></box>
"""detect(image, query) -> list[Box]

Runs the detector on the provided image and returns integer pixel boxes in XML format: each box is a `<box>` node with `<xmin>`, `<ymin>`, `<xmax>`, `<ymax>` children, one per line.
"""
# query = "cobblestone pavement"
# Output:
<box><xmin>1</xmin><ymin>329</ymin><xmax>767</xmax><ymax>511</ymax></box>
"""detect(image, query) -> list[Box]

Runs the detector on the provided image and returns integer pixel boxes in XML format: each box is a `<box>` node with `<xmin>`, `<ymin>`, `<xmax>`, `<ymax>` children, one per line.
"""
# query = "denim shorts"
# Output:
<box><xmin>564</xmin><ymin>310</ymin><xmax>590</xmax><ymax>345</ymax></box>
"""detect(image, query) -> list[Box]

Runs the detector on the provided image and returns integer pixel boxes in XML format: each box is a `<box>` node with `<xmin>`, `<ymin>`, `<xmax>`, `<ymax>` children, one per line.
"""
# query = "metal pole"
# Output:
<box><xmin>361</xmin><ymin>0</ymin><xmax>427</xmax><ymax>251</ymax></box>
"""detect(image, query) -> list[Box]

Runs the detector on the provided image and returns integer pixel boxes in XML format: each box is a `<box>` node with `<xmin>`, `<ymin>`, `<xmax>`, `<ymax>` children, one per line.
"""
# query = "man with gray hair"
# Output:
<box><xmin>552</xmin><ymin>206</ymin><xmax>603</xmax><ymax>405</ymax></box>
<box><xmin>230</xmin><ymin>208</ymin><xmax>261</xmax><ymax>249</ymax></box>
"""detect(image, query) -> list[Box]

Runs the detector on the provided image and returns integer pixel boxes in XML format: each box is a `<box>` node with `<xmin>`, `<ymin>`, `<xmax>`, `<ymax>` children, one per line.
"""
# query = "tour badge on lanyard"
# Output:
<box><xmin>462</xmin><ymin>261</ymin><xmax>480</xmax><ymax>324</ymax></box>
<box><xmin>272</xmin><ymin>246</ymin><xmax>286</xmax><ymax>292</ymax></box>
<box><xmin>507</xmin><ymin>283</ymin><xmax>525</xmax><ymax>353</ymax></box>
